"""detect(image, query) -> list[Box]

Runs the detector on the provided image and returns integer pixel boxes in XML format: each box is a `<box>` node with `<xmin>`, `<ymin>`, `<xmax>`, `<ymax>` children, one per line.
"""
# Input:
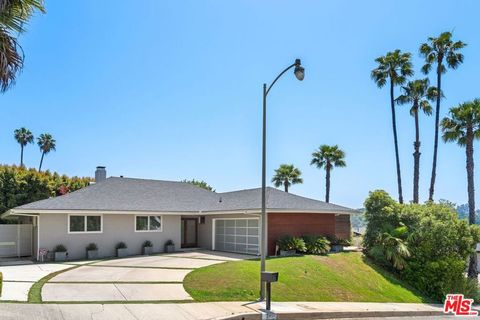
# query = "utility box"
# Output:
<box><xmin>261</xmin><ymin>271</ymin><xmax>279</xmax><ymax>283</ymax></box>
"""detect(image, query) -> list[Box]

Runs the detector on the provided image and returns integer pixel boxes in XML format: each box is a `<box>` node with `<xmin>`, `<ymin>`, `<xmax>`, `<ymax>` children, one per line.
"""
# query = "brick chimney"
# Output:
<box><xmin>95</xmin><ymin>166</ymin><xmax>107</xmax><ymax>182</ymax></box>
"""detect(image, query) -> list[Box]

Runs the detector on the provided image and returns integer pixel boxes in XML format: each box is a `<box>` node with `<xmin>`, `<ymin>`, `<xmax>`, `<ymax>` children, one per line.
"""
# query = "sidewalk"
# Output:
<box><xmin>0</xmin><ymin>301</ymin><xmax>451</xmax><ymax>320</ymax></box>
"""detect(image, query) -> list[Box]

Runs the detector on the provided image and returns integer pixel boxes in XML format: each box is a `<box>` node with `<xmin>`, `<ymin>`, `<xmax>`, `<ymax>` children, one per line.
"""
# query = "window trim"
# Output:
<box><xmin>134</xmin><ymin>215</ymin><xmax>163</xmax><ymax>232</ymax></box>
<box><xmin>67</xmin><ymin>214</ymin><xmax>103</xmax><ymax>234</ymax></box>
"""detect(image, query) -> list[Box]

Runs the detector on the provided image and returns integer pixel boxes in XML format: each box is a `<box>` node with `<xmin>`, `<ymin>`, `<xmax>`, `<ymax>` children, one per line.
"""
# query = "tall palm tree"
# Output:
<box><xmin>420</xmin><ymin>32</ymin><xmax>466</xmax><ymax>201</ymax></box>
<box><xmin>310</xmin><ymin>145</ymin><xmax>346</xmax><ymax>203</ymax></box>
<box><xmin>371</xmin><ymin>49</ymin><xmax>413</xmax><ymax>204</ymax></box>
<box><xmin>441</xmin><ymin>99</ymin><xmax>480</xmax><ymax>279</ymax></box>
<box><xmin>396</xmin><ymin>79</ymin><xmax>437</xmax><ymax>203</ymax></box>
<box><xmin>37</xmin><ymin>133</ymin><xmax>56</xmax><ymax>171</ymax></box>
<box><xmin>0</xmin><ymin>0</ymin><xmax>45</xmax><ymax>92</ymax></box>
<box><xmin>271</xmin><ymin>164</ymin><xmax>303</xmax><ymax>193</ymax></box>
<box><xmin>14</xmin><ymin>127</ymin><xmax>33</xmax><ymax>166</ymax></box>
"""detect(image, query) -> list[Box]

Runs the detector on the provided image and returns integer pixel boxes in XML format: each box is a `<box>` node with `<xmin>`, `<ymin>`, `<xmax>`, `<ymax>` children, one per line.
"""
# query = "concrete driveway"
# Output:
<box><xmin>41</xmin><ymin>250</ymin><xmax>250</xmax><ymax>302</ymax></box>
<box><xmin>0</xmin><ymin>263</ymin><xmax>73</xmax><ymax>301</ymax></box>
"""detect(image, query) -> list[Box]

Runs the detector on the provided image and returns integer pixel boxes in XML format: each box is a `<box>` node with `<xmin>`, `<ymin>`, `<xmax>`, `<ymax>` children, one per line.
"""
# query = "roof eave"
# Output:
<box><xmin>6</xmin><ymin>207</ymin><xmax>358</xmax><ymax>216</ymax></box>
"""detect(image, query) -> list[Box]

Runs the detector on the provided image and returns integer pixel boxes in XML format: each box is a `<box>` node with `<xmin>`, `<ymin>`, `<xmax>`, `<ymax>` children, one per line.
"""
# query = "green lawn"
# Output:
<box><xmin>184</xmin><ymin>252</ymin><xmax>430</xmax><ymax>302</ymax></box>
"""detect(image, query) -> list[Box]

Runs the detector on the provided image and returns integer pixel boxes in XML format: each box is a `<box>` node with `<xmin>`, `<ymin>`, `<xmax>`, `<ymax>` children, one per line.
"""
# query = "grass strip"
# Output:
<box><xmin>47</xmin><ymin>281</ymin><xmax>183</xmax><ymax>284</ymax></box>
<box><xmin>0</xmin><ymin>299</ymin><xmax>196</xmax><ymax>304</ymax></box>
<box><xmin>27</xmin><ymin>265</ymin><xmax>79</xmax><ymax>303</ymax></box>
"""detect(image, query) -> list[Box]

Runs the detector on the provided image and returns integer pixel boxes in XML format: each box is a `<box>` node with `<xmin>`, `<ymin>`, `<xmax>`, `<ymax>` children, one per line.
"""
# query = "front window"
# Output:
<box><xmin>69</xmin><ymin>215</ymin><xmax>102</xmax><ymax>233</ymax></box>
<box><xmin>136</xmin><ymin>215</ymin><xmax>162</xmax><ymax>232</ymax></box>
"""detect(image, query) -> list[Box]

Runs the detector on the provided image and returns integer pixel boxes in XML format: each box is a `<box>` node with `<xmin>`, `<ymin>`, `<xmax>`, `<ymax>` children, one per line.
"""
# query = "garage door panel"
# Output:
<box><xmin>214</xmin><ymin>219</ymin><xmax>259</xmax><ymax>255</ymax></box>
<box><xmin>248</xmin><ymin>220</ymin><xmax>258</xmax><ymax>227</ymax></box>
<box><xmin>236</xmin><ymin>227</ymin><xmax>247</xmax><ymax>235</ymax></box>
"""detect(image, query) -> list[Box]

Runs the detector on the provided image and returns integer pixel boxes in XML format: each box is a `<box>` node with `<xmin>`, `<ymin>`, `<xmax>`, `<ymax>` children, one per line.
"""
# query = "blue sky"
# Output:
<box><xmin>1</xmin><ymin>0</ymin><xmax>479</xmax><ymax>208</ymax></box>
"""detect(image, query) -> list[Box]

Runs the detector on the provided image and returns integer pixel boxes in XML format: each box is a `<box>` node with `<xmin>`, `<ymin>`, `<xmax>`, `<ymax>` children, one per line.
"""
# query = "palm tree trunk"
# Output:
<box><xmin>325</xmin><ymin>166</ymin><xmax>331</xmax><ymax>203</ymax></box>
<box><xmin>428</xmin><ymin>62</ymin><xmax>442</xmax><ymax>201</ymax></box>
<box><xmin>466</xmin><ymin>130</ymin><xmax>478</xmax><ymax>279</ymax></box>
<box><xmin>20</xmin><ymin>145</ymin><xmax>24</xmax><ymax>167</ymax></box>
<box><xmin>413</xmin><ymin>109</ymin><xmax>420</xmax><ymax>204</ymax></box>
<box><xmin>39</xmin><ymin>152</ymin><xmax>45</xmax><ymax>172</ymax></box>
<box><xmin>284</xmin><ymin>179</ymin><xmax>288</xmax><ymax>193</ymax></box>
<box><xmin>390</xmin><ymin>79</ymin><xmax>403</xmax><ymax>204</ymax></box>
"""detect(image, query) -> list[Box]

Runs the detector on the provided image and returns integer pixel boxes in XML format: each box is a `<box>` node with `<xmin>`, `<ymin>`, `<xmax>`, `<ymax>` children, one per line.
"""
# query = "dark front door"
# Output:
<box><xmin>181</xmin><ymin>218</ymin><xmax>198</xmax><ymax>248</ymax></box>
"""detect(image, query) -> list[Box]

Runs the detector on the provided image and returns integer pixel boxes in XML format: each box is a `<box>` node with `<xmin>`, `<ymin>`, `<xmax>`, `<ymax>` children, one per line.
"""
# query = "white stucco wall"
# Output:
<box><xmin>38</xmin><ymin>213</ymin><xmax>181</xmax><ymax>260</ymax></box>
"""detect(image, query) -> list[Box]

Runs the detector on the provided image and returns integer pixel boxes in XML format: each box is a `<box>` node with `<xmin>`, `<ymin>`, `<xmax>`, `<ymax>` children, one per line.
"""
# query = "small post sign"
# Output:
<box><xmin>261</xmin><ymin>271</ymin><xmax>279</xmax><ymax>319</ymax></box>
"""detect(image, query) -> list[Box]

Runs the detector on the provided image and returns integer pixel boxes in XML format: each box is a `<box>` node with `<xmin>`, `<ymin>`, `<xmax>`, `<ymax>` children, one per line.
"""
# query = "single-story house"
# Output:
<box><xmin>1</xmin><ymin>167</ymin><xmax>356</xmax><ymax>260</ymax></box>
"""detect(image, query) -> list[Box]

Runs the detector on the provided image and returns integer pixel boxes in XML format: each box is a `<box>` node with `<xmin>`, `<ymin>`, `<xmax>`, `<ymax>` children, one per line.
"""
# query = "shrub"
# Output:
<box><xmin>363</xmin><ymin>190</ymin><xmax>480</xmax><ymax>302</ymax></box>
<box><xmin>328</xmin><ymin>235</ymin><xmax>352</xmax><ymax>246</ymax></box>
<box><xmin>302</xmin><ymin>235</ymin><xmax>330</xmax><ymax>255</ymax></box>
<box><xmin>143</xmin><ymin>240</ymin><xmax>153</xmax><ymax>247</ymax></box>
<box><xmin>337</xmin><ymin>238</ymin><xmax>353</xmax><ymax>246</ymax></box>
<box><xmin>278</xmin><ymin>236</ymin><xmax>306</xmax><ymax>253</ymax></box>
<box><xmin>165</xmin><ymin>239</ymin><xmax>174</xmax><ymax>246</ymax></box>
<box><xmin>86</xmin><ymin>243</ymin><xmax>98</xmax><ymax>251</ymax></box>
<box><xmin>54</xmin><ymin>244</ymin><xmax>67</xmax><ymax>252</ymax></box>
<box><xmin>116</xmin><ymin>242</ymin><xmax>127</xmax><ymax>249</ymax></box>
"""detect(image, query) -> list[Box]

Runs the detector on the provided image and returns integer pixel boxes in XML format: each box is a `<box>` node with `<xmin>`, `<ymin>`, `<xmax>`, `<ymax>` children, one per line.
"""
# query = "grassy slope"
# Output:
<box><xmin>184</xmin><ymin>252</ymin><xmax>429</xmax><ymax>302</ymax></box>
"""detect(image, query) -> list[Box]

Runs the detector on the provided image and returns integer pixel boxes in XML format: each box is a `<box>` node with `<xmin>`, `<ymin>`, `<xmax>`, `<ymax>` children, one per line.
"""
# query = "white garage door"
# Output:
<box><xmin>213</xmin><ymin>218</ymin><xmax>260</xmax><ymax>255</ymax></box>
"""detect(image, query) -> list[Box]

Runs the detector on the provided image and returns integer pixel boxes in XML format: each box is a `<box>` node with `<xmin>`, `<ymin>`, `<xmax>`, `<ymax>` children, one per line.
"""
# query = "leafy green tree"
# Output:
<box><xmin>0</xmin><ymin>0</ymin><xmax>45</xmax><ymax>92</ymax></box>
<box><xmin>371</xmin><ymin>50</ymin><xmax>413</xmax><ymax>204</ymax></box>
<box><xmin>13</xmin><ymin>127</ymin><xmax>33</xmax><ymax>167</ymax></box>
<box><xmin>271</xmin><ymin>164</ymin><xmax>303</xmax><ymax>193</ymax></box>
<box><xmin>0</xmin><ymin>165</ymin><xmax>92</xmax><ymax>221</ymax></box>
<box><xmin>182</xmin><ymin>179</ymin><xmax>214</xmax><ymax>191</ymax></box>
<box><xmin>37</xmin><ymin>133</ymin><xmax>56</xmax><ymax>172</ymax></box>
<box><xmin>441</xmin><ymin>99</ymin><xmax>480</xmax><ymax>279</ymax></box>
<box><xmin>364</xmin><ymin>190</ymin><xmax>480</xmax><ymax>301</ymax></box>
<box><xmin>396</xmin><ymin>79</ymin><xmax>436</xmax><ymax>203</ymax></box>
<box><xmin>420</xmin><ymin>32</ymin><xmax>466</xmax><ymax>201</ymax></box>
<box><xmin>363</xmin><ymin>190</ymin><xmax>401</xmax><ymax>250</ymax></box>
<box><xmin>310</xmin><ymin>145</ymin><xmax>346</xmax><ymax>203</ymax></box>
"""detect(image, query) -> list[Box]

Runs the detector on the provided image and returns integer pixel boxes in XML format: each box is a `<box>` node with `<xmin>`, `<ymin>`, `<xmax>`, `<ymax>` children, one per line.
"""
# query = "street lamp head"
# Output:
<box><xmin>294</xmin><ymin>59</ymin><xmax>305</xmax><ymax>81</ymax></box>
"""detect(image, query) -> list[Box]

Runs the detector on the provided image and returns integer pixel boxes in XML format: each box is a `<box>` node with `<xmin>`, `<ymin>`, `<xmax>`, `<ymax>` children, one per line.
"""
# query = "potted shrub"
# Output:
<box><xmin>86</xmin><ymin>243</ymin><xmax>98</xmax><ymax>259</ymax></box>
<box><xmin>329</xmin><ymin>236</ymin><xmax>351</xmax><ymax>253</ymax></box>
<box><xmin>142</xmin><ymin>240</ymin><xmax>153</xmax><ymax>255</ymax></box>
<box><xmin>116</xmin><ymin>242</ymin><xmax>128</xmax><ymax>258</ymax></box>
<box><xmin>164</xmin><ymin>239</ymin><xmax>175</xmax><ymax>253</ymax></box>
<box><xmin>302</xmin><ymin>235</ymin><xmax>331</xmax><ymax>255</ymax></box>
<box><xmin>54</xmin><ymin>244</ymin><xmax>68</xmax><ymax>262</ymax></box>
<box><xmin>278</xmin><ymin>236</ymin><xmax>306</xmax><ymax>256</ymax></box>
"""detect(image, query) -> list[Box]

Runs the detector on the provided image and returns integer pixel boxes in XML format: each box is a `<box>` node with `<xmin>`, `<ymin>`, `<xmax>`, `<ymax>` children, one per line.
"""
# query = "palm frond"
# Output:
<box><xmin>0</xmin><ymin>28</ymin><xmax>23</xmax><ymax>92</ymax></box>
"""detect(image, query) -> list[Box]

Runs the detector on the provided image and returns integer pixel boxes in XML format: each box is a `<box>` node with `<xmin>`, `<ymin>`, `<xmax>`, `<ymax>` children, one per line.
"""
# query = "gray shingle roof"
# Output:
<box><xmin>12</xmin><ymin>177</ymin><xmax>355</xmax><ymax>214</ymax></box>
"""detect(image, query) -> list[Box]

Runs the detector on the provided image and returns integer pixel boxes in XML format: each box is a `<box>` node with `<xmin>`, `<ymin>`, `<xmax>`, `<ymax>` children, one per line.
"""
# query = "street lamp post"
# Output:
<box><xmin>260</xmin><ymin>58</ymin><xmax>304</xmax><ymax>300</ymax></box>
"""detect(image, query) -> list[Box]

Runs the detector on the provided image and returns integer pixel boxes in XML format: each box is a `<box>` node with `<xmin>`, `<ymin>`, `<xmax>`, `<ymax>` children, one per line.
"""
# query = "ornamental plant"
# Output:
<box><xmin>278</xmin><ymin>236</ymin><xmax>306</xmax><ymax>253</ymax></box>
<box><xmin>302</xmin><ymin>235</ymin><xmax>331</xmax><ymax>255</ymax></box>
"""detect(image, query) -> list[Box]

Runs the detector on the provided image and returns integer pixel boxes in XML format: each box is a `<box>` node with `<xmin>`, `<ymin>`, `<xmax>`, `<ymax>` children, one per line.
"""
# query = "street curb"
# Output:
<box><xmin>219</xmin><ymin>310</ymin><xmax>449</xmax><ymax>319</ymax></box>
